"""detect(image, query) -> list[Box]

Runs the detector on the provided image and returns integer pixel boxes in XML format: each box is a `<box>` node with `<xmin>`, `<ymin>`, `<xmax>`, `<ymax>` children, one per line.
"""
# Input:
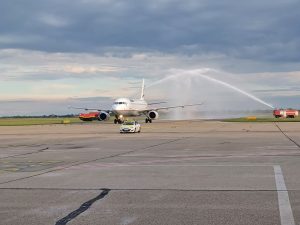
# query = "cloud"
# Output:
<box><xmin>63</xmin><ymin>65</ymin><xmax>121</xmax><ymax>73</ymax></box>
<box><xmin>0</xmin><ymin>49</ymin><xmax>128</xmax><ymax>81</ymax></box>
<box><xmin>0</xmin><ymin>0</ymin><xmax>299</xmax><ymax>115</ymax></box>
<box><xmin>0</xmin><ymin>49</ymin><xmax>299</xmax><ymax>97</ymax></box>
<box><xmin>0</xmin><ymin>34</ymin><xmax>42</xmax><ymax>45</ymax></box>
<box><xmin>0</xmin><ymin>0</ymin><xmax>300</xmax><ymax>64</ymax></box>
<box><xmin>0</xmin><ymin>96</ymin><xmax>113</xmax><ymax>116</ymax></box>
<box><xmin>38</xmin><ymin>13</ymin><xmax>70</xmax><ymax>27</ymax></box>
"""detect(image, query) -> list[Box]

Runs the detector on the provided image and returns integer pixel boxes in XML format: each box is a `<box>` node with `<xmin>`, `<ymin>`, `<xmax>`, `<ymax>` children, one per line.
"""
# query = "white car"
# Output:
<box><xmin>120</xmin><ymin>121</ymin><xmax>141</xmax><ymax>133</ymax></box>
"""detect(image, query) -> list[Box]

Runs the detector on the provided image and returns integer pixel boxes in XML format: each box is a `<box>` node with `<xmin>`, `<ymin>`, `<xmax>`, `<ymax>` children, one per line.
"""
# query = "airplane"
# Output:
<box><xmin>72</xmin><ymin>79</ymin><xmax>202</xmax><ymax>124</ymax></box>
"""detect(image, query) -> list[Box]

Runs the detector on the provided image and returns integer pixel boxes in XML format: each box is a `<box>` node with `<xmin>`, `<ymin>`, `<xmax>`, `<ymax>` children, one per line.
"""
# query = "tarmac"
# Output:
<box><xmin>0</xmin><ymin>120</ymin><xmax>300</xmax><ymax>225</ymax></box>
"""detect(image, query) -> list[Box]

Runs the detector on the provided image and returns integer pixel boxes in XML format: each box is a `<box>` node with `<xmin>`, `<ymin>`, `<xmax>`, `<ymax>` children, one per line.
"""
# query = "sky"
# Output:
<box><xmin>0</xmin><ymin>0</ymin><xmax>299</xmax><ymax>116</ymax></box>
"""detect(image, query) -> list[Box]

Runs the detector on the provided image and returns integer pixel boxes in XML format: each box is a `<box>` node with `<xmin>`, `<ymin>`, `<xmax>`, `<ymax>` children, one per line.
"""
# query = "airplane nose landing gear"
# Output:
<box><xmin>114</xmin><ymin>119</ymin><xmax>123</xmax><ymax>124</ymax></box>
<box><xmin>145</xmin><ymin>118</ymin><xmax>152</xmax><ymax>123</ymax></box>
<box><xmin>114</xmin><ymin>116</ymin><xmax>124</xmax><ymax>124</ymax></box>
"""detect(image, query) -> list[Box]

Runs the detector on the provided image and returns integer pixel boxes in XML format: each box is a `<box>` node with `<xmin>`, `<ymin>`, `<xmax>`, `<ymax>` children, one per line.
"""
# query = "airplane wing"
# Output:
<box><xmin>148</xmin><ymin>101</ymin><xmax>168</xmax><ymax>105</ymax></box>
<box><xmin>68</xmin><ymin>106</ymin><xmax>112</xmax><ymax>114</ymax></box>
<box><xmin>146</xmin><ymin>103</ymin><xmax>203</xmax><ymax>112</ymax></box>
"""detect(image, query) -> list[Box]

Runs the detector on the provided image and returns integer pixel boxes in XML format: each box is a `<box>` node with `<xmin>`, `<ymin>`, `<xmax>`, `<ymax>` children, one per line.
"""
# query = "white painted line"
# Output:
<box><xmin>74</xmin><ymin>164</ymin><xmax>274</xmax><ymax>168</ymax></box>
<box><xmin>274</xmin><ymin>165</ymin><xmax>295</xmax><ymax>225</ymax></box>
<box><xmin>100</xmin><ymin>164</ymin><xmax>274</xmax><ymax>167</ymax></box>
<box><xmin>66</xmin><ymin>163</ymin><xmax>274</xmax><ymax>171</ymax></box>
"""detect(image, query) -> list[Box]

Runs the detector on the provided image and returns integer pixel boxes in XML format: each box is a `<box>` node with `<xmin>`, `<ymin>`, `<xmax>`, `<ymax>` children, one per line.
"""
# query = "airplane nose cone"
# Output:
<box><xmin>112</xmin><ymin>105</ymin><xmax>123</xmax><ymax>111</ymax></box>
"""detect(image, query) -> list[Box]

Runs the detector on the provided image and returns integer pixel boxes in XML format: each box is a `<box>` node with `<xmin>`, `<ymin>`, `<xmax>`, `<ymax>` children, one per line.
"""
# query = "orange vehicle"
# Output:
<box><xmin>79</xmin><ymin>112</ymin><xmax>100</xmax><ymax>121</ymax></box>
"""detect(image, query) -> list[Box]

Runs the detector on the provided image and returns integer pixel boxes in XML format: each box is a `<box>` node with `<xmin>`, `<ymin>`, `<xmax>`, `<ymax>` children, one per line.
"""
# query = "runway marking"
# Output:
<box><xmin>78</xmin><ymin>164</ymin><xmax>274</xmax><ymax>167</ymax></box>
<box><xmin>4</xmin><ymin>168</ymin><xmax>19</xmax><ymax>172</ymax></box>
<box><xmin>2</xmin><ymin>187</ymin><xmax>299</xmax><ymax>192</ymax></box>
<box><xmin>274</xmin><ymin>165</ymin><xmax>295</xmax><ymax>225</ymax></box>
<box><xmin>62</xmin><ymin>162</ymin><xmax>275</xmax><ymax>171</ymax></box>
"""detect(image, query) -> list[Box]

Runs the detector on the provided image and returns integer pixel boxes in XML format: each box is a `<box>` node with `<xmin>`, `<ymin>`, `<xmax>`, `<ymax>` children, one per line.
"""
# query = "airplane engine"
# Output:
<box><xmin>98</xmin><ymin>111</ymin><xmax>110</xmax><ymax>121</ymax></box>
<box><xmin>148</xmin><ymin>111</ymin><xmax>159</xmax><ymax>120</ymax></box>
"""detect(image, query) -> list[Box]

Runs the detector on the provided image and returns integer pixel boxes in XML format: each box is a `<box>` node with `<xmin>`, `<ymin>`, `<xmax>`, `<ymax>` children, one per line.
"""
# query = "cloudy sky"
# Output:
<box><xmin>0</xmin><ymin>0</ymin><xmax>299</xmax><ymax>116</ymax></box>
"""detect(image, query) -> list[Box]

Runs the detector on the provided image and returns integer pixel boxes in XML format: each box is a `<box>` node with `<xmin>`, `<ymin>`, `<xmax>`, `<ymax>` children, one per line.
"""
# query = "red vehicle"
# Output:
<box><xmin>79</xmin><ymin>112</ymin><xmax>100</xmax><ymax>121</ymax></box>
<box><xmin>273</xmin><ymin>109</ymin><xmax>299</xmax><ymax>118</ymax></box>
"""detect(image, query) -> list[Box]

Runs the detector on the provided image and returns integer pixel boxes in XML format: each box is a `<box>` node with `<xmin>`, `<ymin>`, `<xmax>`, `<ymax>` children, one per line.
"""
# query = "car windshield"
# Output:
<box><xmin>123</xmin><ymin>122</ymin><xmax>135</xmax><ymax>125</ymax></box>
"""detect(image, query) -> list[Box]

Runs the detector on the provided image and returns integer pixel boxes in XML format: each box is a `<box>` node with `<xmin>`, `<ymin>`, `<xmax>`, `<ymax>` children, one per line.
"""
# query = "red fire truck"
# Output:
<box><xmin>79</xmin><ymin>112</ymin><xmax>100</xmax><ymax>121</ymax></box>
<box><xmin>273</xmin><ymin>109</ymin><xmax>299</xmax><ymax>118</ymax></box>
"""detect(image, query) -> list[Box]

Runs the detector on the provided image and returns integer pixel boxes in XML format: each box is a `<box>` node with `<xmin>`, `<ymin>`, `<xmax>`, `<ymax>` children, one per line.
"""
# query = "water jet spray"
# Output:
<box><xmin>147</xmin><ymin>69</ymin><xmax>274</xmax><ymax>110</ymax></box>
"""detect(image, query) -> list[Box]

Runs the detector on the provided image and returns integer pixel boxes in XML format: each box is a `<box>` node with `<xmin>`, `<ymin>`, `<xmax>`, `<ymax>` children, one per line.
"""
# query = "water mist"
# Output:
<box><xmin>145</xmin><ymin>68</ymin><xmax>274</xmax><ymax>119</ymax></box>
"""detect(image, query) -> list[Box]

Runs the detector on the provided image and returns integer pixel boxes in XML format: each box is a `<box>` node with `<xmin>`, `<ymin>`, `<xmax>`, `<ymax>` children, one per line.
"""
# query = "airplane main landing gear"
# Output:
<box><xmin>145</xmin><ymin>118</ymin><xmax>152</xmax><ymax>123</ymax></box>
<box><xmin>114</xmin><ymin>119</ymin><xmax>123</xmax><ymax>124</ymax></box>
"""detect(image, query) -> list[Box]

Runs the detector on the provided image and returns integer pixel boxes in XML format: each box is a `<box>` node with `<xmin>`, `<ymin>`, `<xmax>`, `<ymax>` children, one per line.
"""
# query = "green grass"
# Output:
<box><xmin>222</xmin><ymin>117</ymin><xmax>300</xmax><ymax>122</ymax></box>
<box><xmin>0</xmin><ymin>117</ymin><xmax>83</xmax><ymax>126</ymax></box>
<box><xmin>1</xmin><ymin>116</ymin><xmax>299</xmax><ymax>126</ymax></box>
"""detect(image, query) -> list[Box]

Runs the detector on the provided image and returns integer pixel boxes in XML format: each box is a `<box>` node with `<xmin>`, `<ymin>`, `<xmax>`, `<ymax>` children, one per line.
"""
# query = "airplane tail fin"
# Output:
<box><xmin>140</xmin><ymin>79</ymin><xmax>145</xmax><ymax>100</ymax></box>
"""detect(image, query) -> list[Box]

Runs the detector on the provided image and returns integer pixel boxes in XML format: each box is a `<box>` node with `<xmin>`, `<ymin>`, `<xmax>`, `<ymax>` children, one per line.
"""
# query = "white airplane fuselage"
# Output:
<box><xmin>112</xmin><ymin>97</ymin><xmax>148</xmax><ymax>117</ymax></box>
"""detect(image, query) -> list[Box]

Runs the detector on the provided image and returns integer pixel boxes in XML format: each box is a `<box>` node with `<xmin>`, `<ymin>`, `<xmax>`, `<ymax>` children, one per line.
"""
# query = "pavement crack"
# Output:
<box><xmin>55</xmin><ymin>188</ymin><xmax>110</xmax><ymax>225</ymax></box>
<box><xmin>117</xmin><ymin>137</ymin><xmax>188</xmax><ymax>157</ymax></box>
<box><xmin>0</xmin><ymin>138</ymin><xmax>186</xmax><ymax>185</ymax></box>
<box><xmin>274</xmin><ymin>122</ymin><xmax>300</xmax><ymax>149</ymax></box>
<box><xmin>0</xmin><ymin>144</ymin><xmax>44</xmax><ymax>149</ymax></box>
<box><xmin>0</xmin><ymin>147</ymin><xmax>49</xmax><ymax>159</ymax></box>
